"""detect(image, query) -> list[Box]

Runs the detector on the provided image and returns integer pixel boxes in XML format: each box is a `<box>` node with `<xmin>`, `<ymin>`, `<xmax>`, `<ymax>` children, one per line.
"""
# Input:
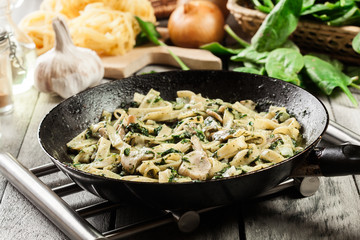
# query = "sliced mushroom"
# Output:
<box><xmin>120</xmin><ymin>147</ymin><xmax>154</xmax><ymax>174</ymax></box>
<box><xmin>178</xmin><ymin>136</ymin><xmax>211</xmax><ymax>180</ymax></box>
<box><xmin>178</xmin><ymin>150</ymin><xmax>211</xmax><ymax>180</ymax></box>
<box><xmin>206</xmin><ymin>109</ymin><xmax>223</xmax><ymax>123</ymax></box>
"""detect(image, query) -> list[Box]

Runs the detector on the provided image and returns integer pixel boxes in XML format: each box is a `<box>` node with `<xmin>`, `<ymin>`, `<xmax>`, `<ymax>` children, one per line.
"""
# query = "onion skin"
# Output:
<box><xmin>168</xmin><ymin>1</ymin><xmax>225</xmax><ymax>48</ymax></box>
<box><xmin>176</xmin><ymin>0</ymin><xmax>229</xmax><ymax>18</ymax></box>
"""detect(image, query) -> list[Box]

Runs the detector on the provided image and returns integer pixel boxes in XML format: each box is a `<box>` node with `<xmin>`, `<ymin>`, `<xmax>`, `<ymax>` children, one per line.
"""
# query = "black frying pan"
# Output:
<box><xmin>38</xmin><ymin>70</ymin><xmax>360</xmax><ymax>210</ymax></box>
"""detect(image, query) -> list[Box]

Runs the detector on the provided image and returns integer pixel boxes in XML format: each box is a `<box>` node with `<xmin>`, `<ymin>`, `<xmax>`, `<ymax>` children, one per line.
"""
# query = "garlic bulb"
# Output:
<box><xmin>34</xmin><ymin>17</ymin><xmax>104</xmax><ymax>99</ymax></box>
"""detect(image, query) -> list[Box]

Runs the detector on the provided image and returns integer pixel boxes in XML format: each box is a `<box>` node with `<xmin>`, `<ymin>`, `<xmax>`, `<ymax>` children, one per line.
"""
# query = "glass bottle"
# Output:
<box><xmin>0</xmin><ymin>0</ymin><xmax>37</xmax><ymax>95</ymax></box>
<box><xmin>0</xmin><ymin>31</ymin><xmax>14</xmax><ymax>114</ymax></box>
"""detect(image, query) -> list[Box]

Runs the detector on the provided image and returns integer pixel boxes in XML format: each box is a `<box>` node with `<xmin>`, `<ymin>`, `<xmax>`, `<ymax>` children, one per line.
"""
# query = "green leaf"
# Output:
<box><xmin>230</xmin><ymin>46</ymin><xmax>269</xmax><ymax>64</ymax></box>
<box><xmin>301</xmin><ymin>0</ymin><xmax>316</xmax><ymax>12</ymax></box>
<box><xmin>280</xmin><ymin>39</ymin><xmax>300</xmax><ymax>52</ymax></box>
<box><xmin>307</xmin><ymin>53</ymin><xmax>344</xmax><ymax>71</ymax></box>
<box><xmin>345</xmin><ymin>66</ymin><xmax>360</xmax><ymax>84</ymax></box>
<box><xmin>301</xmin><ymin>3</ymin><xmax>339</xmax><ymax>16</ymax></box>
<box><xmin>233</xmin><ymin>67</ymin><xmax>262</xmax><ymax>74</ymax></box>
<box><xmin>200</xmin><ymin>42</ymin><xmax>242</xmax><ymax>55</ymax></box>
<box><xmin>265</xmin><ymin>48</ymin><xmax>304</xmax><ymax>85</ymax></box>
<box><xmin>135</xmin><ymin>16</ymin><xmax>161</xmax><ymax>46</ymax></box>
<box><xmin>328</xmin><ymin>6</ymin><xmax>358</xmax><ymax>26</ymax></box>
<box><xmin>135</xmin><ymin>16</ymin><xmax>190</xmax><ymax>70</ymax></box>
<box><xmin>352</xmin><ymin>32</ymin><xmax>360</xmax><ymax>54</ymax></box>
<box><xmin>303</xmin><ymin>55</ymin><xmax>358</xmax><ymax>107</ymax></box>
<box><xmin>251</xmin><ymin>0</ymin><xmax>302</xmax><ymax>52</ymax></box>
<box><xmin>224</xmin><ymin>24</ymin><xmax>250</xmax><ymax>48</ymax></box>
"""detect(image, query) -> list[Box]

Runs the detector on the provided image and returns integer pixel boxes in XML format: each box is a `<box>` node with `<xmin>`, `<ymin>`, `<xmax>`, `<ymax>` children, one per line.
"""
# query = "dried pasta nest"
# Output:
<box><xmin>19</xmin><ymin>0</ymin><xmax>156</xmax><ymax>56</ymax></box>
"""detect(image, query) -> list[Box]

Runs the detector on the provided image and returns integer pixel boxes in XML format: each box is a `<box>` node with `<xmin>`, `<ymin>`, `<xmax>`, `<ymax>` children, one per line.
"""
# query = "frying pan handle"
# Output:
<box><xmin>315</xmin><ymin>144</ymin><xmax>360</xmax><ymax>176</ymax></box>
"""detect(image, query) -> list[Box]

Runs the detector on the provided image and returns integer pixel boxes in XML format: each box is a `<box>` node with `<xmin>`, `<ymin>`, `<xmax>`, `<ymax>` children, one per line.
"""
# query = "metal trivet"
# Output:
<box><xmin>0</xmin><ymin>154</ymin><xmax>320</xmax><ymax>240</ymax></box>
<box><xmin>1</xmin><ymin>120</ymin><xmax>359</xmax><ymax>240</ymax></box>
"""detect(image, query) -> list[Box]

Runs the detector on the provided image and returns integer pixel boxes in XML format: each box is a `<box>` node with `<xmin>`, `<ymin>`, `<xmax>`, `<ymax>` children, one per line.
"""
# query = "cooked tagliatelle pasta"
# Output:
<box><xmin>67</xmin><ymin>89</ymin><xmax>304</xmax><ymax>183</ymax></box>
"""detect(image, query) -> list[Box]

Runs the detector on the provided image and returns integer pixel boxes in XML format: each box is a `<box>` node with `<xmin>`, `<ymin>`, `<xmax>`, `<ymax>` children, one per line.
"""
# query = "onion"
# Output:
<box><xmin>176</xmin><ymin>0</ymin><xmax>229</xmax><ymax>18</ymax></box>
<box><xmin>168</xmin><ymin>1</ymin><xmax>225</xmax><ymax>48</ymax></box>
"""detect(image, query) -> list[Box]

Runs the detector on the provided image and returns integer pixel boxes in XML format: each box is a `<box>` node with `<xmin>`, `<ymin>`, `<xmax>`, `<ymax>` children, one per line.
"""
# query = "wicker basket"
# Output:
<box><xmin>227</xmin><ymin>0</ymin><xmax>360</xmax><ymax>64</ymax></box>
<box><xmin>150</xmin><ymin>0</ymin><xmax>177</xmax><ymax>19</ymax></box>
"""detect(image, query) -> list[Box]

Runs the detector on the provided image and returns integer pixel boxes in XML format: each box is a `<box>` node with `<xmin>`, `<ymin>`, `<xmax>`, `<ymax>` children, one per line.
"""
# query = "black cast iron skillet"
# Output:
<box><xmin>38</xmin><ymin>70</ymin><xmax>360</xmax><ymax>210</ymax></box>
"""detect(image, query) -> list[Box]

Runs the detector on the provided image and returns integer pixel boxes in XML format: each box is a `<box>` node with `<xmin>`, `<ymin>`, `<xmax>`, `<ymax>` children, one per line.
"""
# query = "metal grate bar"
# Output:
<box><xmin>52</xmin><ymin>182</ymin><xmax>82</xmax><ymax>197</ymax></box>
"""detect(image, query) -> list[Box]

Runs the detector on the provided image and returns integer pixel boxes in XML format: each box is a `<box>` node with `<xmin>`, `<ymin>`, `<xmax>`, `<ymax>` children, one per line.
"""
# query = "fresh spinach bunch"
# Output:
<box><xmin>201</xmin><ymin>0</ymin><xmax>360</xmax><ymax>106</ymax></box>
<box><xmin>251</xmin><ymin>0</ymin><xmax>360</xmax><ymax>26</ymax></box>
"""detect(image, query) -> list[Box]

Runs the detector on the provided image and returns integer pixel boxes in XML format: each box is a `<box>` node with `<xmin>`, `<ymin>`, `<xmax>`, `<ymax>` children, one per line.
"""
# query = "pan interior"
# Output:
<box><xmin>38</xmin><ymin>70</ymin><xmax>328</xmax><ymax>165</ymax></box>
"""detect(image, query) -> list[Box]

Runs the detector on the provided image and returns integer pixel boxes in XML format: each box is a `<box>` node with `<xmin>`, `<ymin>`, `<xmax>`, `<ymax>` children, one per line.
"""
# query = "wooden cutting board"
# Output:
<box><xmin>101</xmin><ymin>45</ymin><xmax>222</xmax><ymax>79</ymax></box>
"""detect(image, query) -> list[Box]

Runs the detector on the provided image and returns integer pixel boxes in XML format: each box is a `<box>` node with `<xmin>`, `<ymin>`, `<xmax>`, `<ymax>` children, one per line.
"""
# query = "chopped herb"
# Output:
<box><xmin>85</xmin><ymin>129</ymin><xmax>92</xmax><ymax>139</ymax></box>
<box><xmin>195</xmin><ymin>130</ymin><xmax>206</xmax><ymax>142</ymax></box>
<box><xmin>181</xmin><ymin>138</ymin><xmax>190</xmax><ymax>144</ymax></box>
<box><xmin>154</xmin><ymin>96</ymin><xmax>162</xmax><ymax>103</ymax></box>
<box><xmin>161</xmin><ymin>148</ymin><xmax>181</xmax><ymax>157</ymax></box>
<box><xmin>154</xmin><ymin>126</ymin><xmax>162</xmax><ymax>136</ymax></box>
<box><xmin>248</xmin><ymin>121</ymin><xmax>254</xmax><ymax>126</ymax></box>
<box><xmin>269</xmin><ymin>139</ymin><xmax>284</xmax><ymax>150</ymax></box>
<box><xmin>168</xmin><ymin>167</ymin><xmax>178</xmax><ymax>183</ymax></box>
<box><xmin>196</xmin><ymin>116</ymin><xmax>201</xmax><ymax>121</ymax></box>
<box><xmin>182</xmin><ymin>157</ymin><xmax>190</xmax><ymax>163</ymax></box>
<box><xmin>212</xmin><ymin>166</ymin><xmax>231</xmax><ymax>179</ymax></box>
<box><xmin>129</xmin><ymin>101</ymin><xmax>140</xmax><ymax>108</ymax></box>
<box><xmin>124</xmin><ymin>148</ymin><xmax>130</xmax><ymax>156</ymax></box>
<box><xmin>145</xmin><ymin>150</ymin><xmax>155</xmax><ymax>158</ymax></box>
<box><xmin>155</xmin><ymin>158</ymin><xmax>166</xmax><ymax>165</ymax></box>
<box><xmin>119</xmin><ymin>102</ymin><xmax>126</xmax><ymax>109</ymax></box>
<box><xmin>274</xmin><ymin>111</ymin><xmax>290</xmax><ymax>123</ymax></box>
<box><xmin>245</xmin><ymin>149</ymin><xmax>253</xmax><ymax>158</ymax></box>
<box><xmin>171</xmin><ymin>131</ymin><xmax>191</xmax><ymax>143</ymax></box>
<box><xmin>228</xmin><ymin>129</ymin><xmax>236</xmax><ymax>134</ymax></box>
<box><xmin>126</xmin><ymin>123</ymin><xmax>149</xmax><ymax>136</ymax></box>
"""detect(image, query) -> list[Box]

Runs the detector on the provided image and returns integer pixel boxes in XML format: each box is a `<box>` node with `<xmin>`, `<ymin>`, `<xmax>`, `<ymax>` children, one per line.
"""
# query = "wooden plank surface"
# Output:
<box><xmin>1</xmin><ymin>2</ymin><xmax>360</xmax><ymax>239</ymax></box>
<box><xmin>0</xmin><ymin>89</ymin><xmax>39</xmax><ymax>200</ymax></box>
<box><xmin>1</xmin><ymin>76</ymin><xmax>360</xmax><ymax>240</ymax></box>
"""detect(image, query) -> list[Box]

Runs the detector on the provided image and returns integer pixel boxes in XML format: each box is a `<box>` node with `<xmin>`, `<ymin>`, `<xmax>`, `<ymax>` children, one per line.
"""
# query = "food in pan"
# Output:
<box><xmin>67</xmin><ymin>89</ymin><xmax>304</xmax><ymax>182</ymax></box>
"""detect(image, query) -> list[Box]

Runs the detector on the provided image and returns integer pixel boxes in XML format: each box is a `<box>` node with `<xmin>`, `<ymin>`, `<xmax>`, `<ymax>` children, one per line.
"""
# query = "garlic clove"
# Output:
<box><xmin>34</xmin><ymin>16</ymin><xmax>104</xmax><ymax>99</ymax></box>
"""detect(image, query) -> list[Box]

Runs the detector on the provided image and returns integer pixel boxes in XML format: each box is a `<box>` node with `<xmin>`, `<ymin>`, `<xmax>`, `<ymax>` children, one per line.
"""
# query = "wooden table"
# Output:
<box><xmin>1</xmin><ymin>1</ymin><xmax>360</xmax><ymax>239</ymax></box>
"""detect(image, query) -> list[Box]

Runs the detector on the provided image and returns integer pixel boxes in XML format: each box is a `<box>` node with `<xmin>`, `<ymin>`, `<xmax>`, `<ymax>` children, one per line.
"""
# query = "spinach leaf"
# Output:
<box><xmin>224</xmin><ymin>24</ymin><xmax>250</xmax><ymax>48</ymax></box>
<box><xmin>200</xmin><ymin>42</ymin><xmax>242</xmax><ymax>55</ymax></box>
<box><xmin>328</xmin><ymin>5</ymin><xmax>358</xmax><ymax>26</ymax></box>
<box><xmin>233</xmin><ymin>67</ymin><xmax>263</xmax><ymax>74</ymax></box>
<box><xmin>252</xmin><ymin>0</ymin><xmax>273</xmax><ymax>13</ymax></box>
<box><xmin>303</xmin><ymin>55</ymin><xmax>358</xmax><ymax>107</ymax></box>
<box><xmin>280</xmin><ymin>39</ymin><xmax>300</xmax><ymax>52</ymax></box>
<box><xmin>230</xmin><ymin>46</ymin><xmax>269</xmax><ymax>64</ymax></box>
<box><xmin>307</xmin><ymin>53</ymin><xmax>344</xmax><ymax>71</ymax></box>
<box><xmin>251</xmin><ymin>0</ymin><xmax>302</xmax><ymax>52</ymax></box>
<box><xmin>243</xmin><ymin>61</ymin><xmax>261</xmax><ymax>68</ymax></box>
<box><xmin>345</xmin><ymin>66</ymin><xmax>360</xmax><ymax>84</ymax></box>
<box><xmin>265</xmin><ymin>48</ymin><xmax>304</xmax><ymax>85</ymax></box>
<box><xmin>301</xmin><ymin>0</ymin><xmax>316</xmax><ymax>12</ymax></box>
<box><xmin>352</xmin><ymin>32</ymin><xmax>360</xmax><ymax>54</ymax></box>
<box><xmin>135</xmin><ymin>16</ymin><xmax>190</xmax><ymax>70</ymax></box>
<box><xmin>301</xmin><ymin>2</ymin><xmax>342</xmax><ymax>16</ymax></box>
